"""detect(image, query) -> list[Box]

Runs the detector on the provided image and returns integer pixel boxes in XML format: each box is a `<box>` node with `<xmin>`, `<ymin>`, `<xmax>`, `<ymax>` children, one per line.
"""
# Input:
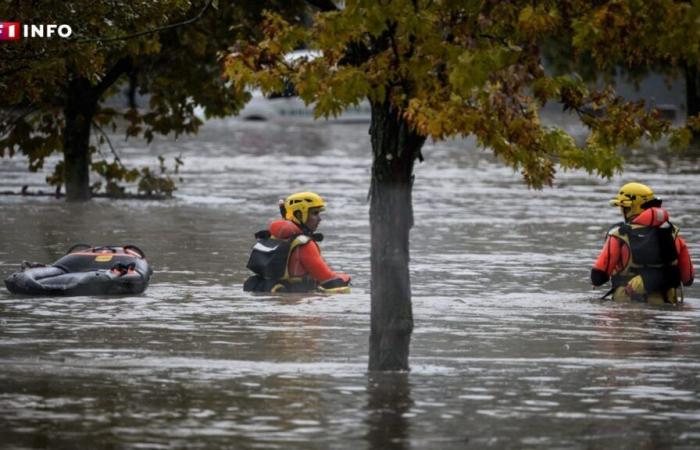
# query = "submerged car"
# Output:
<box><xmin>237</xmin><ymin>50</ymin><xmax>371</xmax><ymax>123</ymax></box>
<box><xmin>237</xmin><ymin>88</ymin><xmax>371</xmax><ymax>123</ymax></box>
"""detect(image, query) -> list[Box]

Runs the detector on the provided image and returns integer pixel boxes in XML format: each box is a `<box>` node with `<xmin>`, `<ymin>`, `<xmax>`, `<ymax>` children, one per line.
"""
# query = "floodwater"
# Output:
<box><xmin>1</xmin><ymin>116</ymin><xmax>699</xmax><ymax>449</ymax></box>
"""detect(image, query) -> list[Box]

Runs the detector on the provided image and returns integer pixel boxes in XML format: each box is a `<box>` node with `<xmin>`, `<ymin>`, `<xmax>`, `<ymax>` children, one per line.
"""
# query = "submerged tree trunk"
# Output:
<box><xmin>61</xmin><ymin>59</ymin><xmax>131</xmax><ymax>201</ymax></box>
<box><xmin>368</xmin><ymin>100</ymin><xmax>426</xmax><ymax>371</ymax></box>
<box><xmin>365</xmin><ymin>372</ymin><xmax>413</xmax><ymax>446</ymax></box>
<box><xmin>686</xmin><ymin>63</ymin><xmax>700</xmax><ymax>144</ymax></box>
<box><xmin>63</xmin><ymin>78</ymin><xmax>98</xmax><ymax>201</ymax></box>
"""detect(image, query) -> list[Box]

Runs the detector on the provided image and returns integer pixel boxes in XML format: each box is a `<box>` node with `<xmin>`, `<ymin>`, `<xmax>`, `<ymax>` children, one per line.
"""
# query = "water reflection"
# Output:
<box><xmin>365</xmin><ymin>372</ymin><xmax>412</xmax><ymax>450</ymax></box>
<box><xmin>592</xmin><ymin>304</ymin><xmax>693</xmax><ymax>358</ymax></box>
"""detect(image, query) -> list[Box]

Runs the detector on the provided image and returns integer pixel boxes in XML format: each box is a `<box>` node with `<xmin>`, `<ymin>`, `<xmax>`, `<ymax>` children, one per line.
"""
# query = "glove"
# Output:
<box><xmin>591</xmin><ymin>268</ymin><xmax>609</xmax><ymax>286</ymax></box>
<box><xmin>321</xmin><ymin>274</ymin><xmax>351</xmax><ymax>289</ymax></box>
<box><xmin>624</xmin><ymin>275</ymin><xmax>646</xmax><ymax>297</ymax></box>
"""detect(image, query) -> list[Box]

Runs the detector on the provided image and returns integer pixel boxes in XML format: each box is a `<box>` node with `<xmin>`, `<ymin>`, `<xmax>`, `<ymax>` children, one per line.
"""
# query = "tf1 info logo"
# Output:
<box><xmin>0</xmin><ymin>22</ymin><xmax>73</xmax><ymax>41</ymax></box>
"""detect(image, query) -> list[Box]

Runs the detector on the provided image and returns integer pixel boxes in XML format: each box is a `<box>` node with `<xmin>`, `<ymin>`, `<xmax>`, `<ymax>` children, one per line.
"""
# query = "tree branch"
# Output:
<box><xmin>74</xmin><ymin>0</ymin><xmax>213</xmax><ymax>44</ymax></box>
<box><xmin>0</xmin><ymin>104</ymin><xmax>40</xmax><ymax>141</ymax></box>
<box><xmin>304</xmin><ymin>0</ymin><xmax>339</xmax><ymax>12</ymax></box>
<box><xmin>94</xmin><ymin>57</ymin><xmax>133</xmax><ymax>97</ymax></box>
<box><xmin>92</xmin><ymin>120</ymin><xmax>125</xmax><ymax>168</ymax></box>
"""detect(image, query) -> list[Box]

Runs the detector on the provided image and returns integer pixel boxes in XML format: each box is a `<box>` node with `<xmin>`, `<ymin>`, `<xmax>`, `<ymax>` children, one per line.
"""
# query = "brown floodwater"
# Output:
<box><xmin>1</xmin><ymin>118</ymin><xmax>699</xmax><ymax>449</ymax></box>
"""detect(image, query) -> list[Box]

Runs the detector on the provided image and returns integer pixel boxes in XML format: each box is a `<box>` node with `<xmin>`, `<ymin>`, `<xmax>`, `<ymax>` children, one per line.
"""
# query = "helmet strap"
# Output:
<box><xmin>292</xmin><ymin>211</ymin><xmax>313</xmax><ymax>236</ymax></box>
<box><xmin>299</xmin><ymin>221</ymin><xmax>314</xmax><ymax>236</ymax></box>
<box><xmin>622</xmin><ymin>206</ymin><xmax>634</xmax><ymax>222</ymax></box>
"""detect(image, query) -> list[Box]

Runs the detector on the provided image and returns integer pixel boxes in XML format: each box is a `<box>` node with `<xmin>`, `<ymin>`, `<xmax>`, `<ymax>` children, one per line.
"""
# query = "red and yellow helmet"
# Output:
<box><xmin>609</xmin><ymin>182</ymin><xmax>658</xmax><ymax>219</ymax></box>
<box><xmin>284</xmin><ymin>192</ymin><xmax>325</xmax><ymax>225</ymax></box>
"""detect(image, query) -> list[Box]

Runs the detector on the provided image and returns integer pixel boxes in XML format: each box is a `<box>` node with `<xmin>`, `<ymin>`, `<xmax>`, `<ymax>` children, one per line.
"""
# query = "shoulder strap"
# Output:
<box><xmin>668</xmin><ymin>221</ymin><xmax>680</xmax><ymax>238</ymax></box>
<box><xmin>608</xmin><ymin>223</ymin><xmax>629</xmax><ymax>245</ymax></box>
<box><xmin>279</xmin><ymin>234</ymin><xmax>314</xmax><ymax>282</ymax></box>
<box><xmin>294</xmin><ymin>235</ymin><xmax>311</xmax><ymax>245</ymax></box>
<box><xmin>606</xmin><ymin>221</ymin><xmax>625</xmax><ymax>234</ymax></box>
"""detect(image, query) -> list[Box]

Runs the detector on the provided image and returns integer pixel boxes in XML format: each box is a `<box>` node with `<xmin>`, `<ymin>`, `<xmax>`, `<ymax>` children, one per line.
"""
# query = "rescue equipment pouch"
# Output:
<box><xmin>619</xmin><ymin>223</ymin><xmax>681</xmax><ymax>295</ymax></box>
<box><xmin>246</xmin><ymin>237</ymin><xmax>292</xmax><ymax>280</ymax></box>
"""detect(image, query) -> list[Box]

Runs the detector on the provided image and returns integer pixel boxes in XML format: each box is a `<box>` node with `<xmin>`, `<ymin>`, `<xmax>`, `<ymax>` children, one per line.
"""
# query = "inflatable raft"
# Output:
<box><xmin>4</xmin><ymin>244</ymin><xmax>153</xmax><ymax>296</ymax></box>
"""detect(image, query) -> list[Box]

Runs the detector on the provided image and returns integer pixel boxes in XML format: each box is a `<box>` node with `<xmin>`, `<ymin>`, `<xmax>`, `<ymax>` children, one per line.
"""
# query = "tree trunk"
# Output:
<box><xmin>63</xmin><ymin>78</ymin><xmax>97</xmax><ymax>201</ymax></box>
<box><xmin>686</xmin><ymin>63</ymin><xmax>700</xmax><ymax>143</ymax></box>
<box><xmin>368</xmin><ymin>100</ymin><xmax>426</xmax><ymax>371</ymax></box>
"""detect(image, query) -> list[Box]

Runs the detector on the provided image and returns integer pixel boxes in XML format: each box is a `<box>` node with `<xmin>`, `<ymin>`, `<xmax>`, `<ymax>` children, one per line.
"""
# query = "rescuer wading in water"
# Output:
<box><xmin>243</xmin><ymin>192</ymin><xmax>351</xmax><ymax>293</ymax></box>
<box><xmin>591</xmin><ymin>182</ymin><xmax>694</xmax><ymax>304</ymax></box>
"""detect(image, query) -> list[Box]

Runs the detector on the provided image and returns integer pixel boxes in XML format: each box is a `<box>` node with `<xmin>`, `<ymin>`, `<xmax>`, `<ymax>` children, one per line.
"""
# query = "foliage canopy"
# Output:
<box><xmin>0</xmin><ymin>0</ymin><xmax>304</xmax><ymax>198</ymax></box>
<box><xmin>225</xmin><ymin>0</ymin><xmax>698</xmax><ymax>188</ymax></box>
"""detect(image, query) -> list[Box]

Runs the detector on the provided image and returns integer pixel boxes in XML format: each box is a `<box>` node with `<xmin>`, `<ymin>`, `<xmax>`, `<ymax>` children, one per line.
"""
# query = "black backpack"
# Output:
<box><xmin>246</xmin><ymin>230</ymin><xmax>295</xmax><ymax>280</ymax></box>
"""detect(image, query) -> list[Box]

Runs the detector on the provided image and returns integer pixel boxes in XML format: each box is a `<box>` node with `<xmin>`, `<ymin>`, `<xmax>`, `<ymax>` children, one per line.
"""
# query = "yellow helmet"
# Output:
<box><xmin>284</xmin><ymin>192</ymin><xmax>326</xmax><ymax>225</ymax></box>
<box><xmin>609</xmin><ymin>182</ymin><xmax>659</xmax><ymax>219</ymax></box>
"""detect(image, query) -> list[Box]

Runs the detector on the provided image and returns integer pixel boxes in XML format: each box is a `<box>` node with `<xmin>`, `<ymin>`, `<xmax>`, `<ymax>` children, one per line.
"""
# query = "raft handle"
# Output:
<box><xmin>93</xmin><ymin>246</ymin><xmax>118</xmax><ymax>253</ymax></box>
<box><xmin>20</xmin><ymin>260</ymin><xmax>47</xmax><ymax>271</ymax></box>
<box><xmin>66</xmin><ymin>243</ymin><xmax>92</xmax><ymax>254</ymax></box>
<box><xmin>123</xmin><ymin>245</ymin><xmax>146</xmax><ymax>258</ymax></box>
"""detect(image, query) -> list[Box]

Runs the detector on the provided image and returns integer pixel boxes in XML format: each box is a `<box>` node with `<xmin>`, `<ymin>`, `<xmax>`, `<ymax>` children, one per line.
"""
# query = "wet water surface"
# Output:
<box><xmin>1</xmin><ymin>119</ymin><xmax>700</xmax><ymax>449</ymax></box>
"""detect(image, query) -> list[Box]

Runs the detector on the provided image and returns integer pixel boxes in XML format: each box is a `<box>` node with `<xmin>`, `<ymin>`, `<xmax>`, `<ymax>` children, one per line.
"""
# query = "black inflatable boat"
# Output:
<box><xmin>4</xmin><ymin>244</ymin><xmax>153</xmax><ymax>296</ymax></box>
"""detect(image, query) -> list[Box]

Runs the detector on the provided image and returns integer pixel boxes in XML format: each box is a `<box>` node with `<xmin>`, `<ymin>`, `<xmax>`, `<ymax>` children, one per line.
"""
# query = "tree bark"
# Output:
<box><xmin>368</xmin><ymin>99</ymin><xmax>426</xmax><ymax>371</ymax></box>
<box><xmin>686</xmin><ymin>63</ymin><xmax>700</xmax><ymax>143</ymax></box>
<box><xmin>61</xmin><ymin>60</ymin><xmax>131</xmax><ymax>201</ymax></box>
<box><xmin>63</xmin><ymin>78</ymin><xmax>98</xmax><ymax>201</ymax></box>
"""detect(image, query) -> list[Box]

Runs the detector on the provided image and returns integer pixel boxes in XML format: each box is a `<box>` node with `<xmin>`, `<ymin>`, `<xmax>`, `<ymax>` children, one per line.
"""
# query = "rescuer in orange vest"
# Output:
<box><xmin>591</xmin><ymin>182</ymin><xmax>694</xmax><ymax>304</ymax></box>
<box><xmin>244</xmin><ymin>192</ymin><xmax>351</xmax><ymax>293</ymax></box>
